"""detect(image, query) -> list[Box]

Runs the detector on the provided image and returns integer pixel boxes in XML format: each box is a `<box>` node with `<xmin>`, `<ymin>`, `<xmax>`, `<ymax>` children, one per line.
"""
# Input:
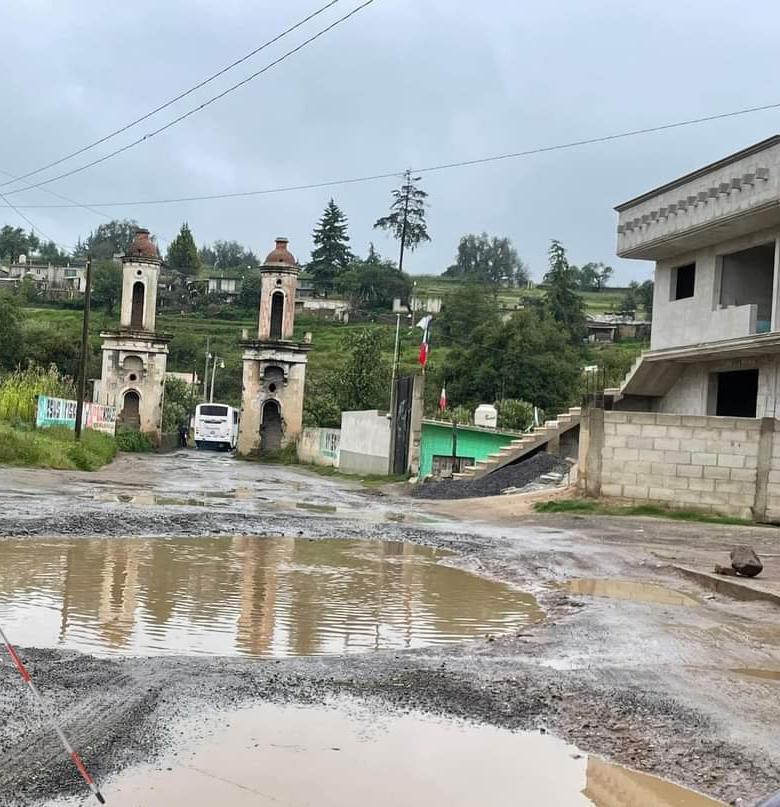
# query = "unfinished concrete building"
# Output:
<box><xmin>98</xmin><ymin>229</ymin><xmax>170</xmax><ymax>441</ymax></box>
<box><xmin>580</xmin><ymin>136</ymin><xmax>780</xmax><ymax>519</ymax></box>
<box><xmin>237</xmin><ymin>238</ymin><xmax>310</xmax><ymax>456</ymax></box>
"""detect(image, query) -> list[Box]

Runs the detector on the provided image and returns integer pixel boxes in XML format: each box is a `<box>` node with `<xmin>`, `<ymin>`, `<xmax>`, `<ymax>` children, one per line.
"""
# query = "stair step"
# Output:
<box><xmin>568</xmin><ymin>407</ymin><xmax>582</xmax><ymax>415</ymax></box>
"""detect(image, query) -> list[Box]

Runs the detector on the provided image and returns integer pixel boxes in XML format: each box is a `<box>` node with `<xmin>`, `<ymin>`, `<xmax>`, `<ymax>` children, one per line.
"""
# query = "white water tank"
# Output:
<box><xmin>474</xmin><ymin>404</ymin><xmax>498</xmax><ymax>429</ymax></box>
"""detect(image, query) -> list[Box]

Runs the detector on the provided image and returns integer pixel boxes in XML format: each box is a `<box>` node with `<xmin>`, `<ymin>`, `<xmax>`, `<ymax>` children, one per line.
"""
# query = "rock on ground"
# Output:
<box><xmin>730</xmin><ymin>546</ymin><xmax>763</xmax><ymax>577</ymax></box>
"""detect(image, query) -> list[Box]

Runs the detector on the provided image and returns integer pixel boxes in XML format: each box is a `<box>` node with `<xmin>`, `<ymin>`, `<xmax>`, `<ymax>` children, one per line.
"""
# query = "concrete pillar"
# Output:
<box><xmin>579</xmin><ymin>407</ymin><xmax>604</xmax><ymax>497</ymax></box>
<box><xmin>771</xmin><ymin>236</ymin><xmax>780</xmax><ymax>333</ymax></box>
<box><xmin>407</xmin><ymin>374</ymin><xmax>425</xmax><ymax>475</ymax></box>
<box><xmin>752</xmin><ymin>417</ymin><xmax>775</xmax><ymax>522</ymax></box>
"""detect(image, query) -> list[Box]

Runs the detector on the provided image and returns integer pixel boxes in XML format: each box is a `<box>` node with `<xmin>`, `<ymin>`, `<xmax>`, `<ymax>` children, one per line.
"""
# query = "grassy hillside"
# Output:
<box><xmin>412</xmin><ymin>275</ymin><xmax>629</xmax><ymax>315</ymax></box>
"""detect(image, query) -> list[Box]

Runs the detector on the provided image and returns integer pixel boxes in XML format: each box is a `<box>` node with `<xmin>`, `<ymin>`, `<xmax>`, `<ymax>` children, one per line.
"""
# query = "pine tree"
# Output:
<box><xmin>309</xmin><ymin>199</ymin><xmax>353</xmax><ymax>293</ymax></box>
<box><xmin>374</xmin><ymin>170</ymin><xmax>430</xmax><ymax>271</ymax></box>
<box><xmin>543</xmin><ymin>240</ymin><xmax>586</xmax><ymax>344</ymax></box>
<box><xmin>166</xmin><ymin>222</ymin><xmax>201</xmax><ymax>277</ymax></box>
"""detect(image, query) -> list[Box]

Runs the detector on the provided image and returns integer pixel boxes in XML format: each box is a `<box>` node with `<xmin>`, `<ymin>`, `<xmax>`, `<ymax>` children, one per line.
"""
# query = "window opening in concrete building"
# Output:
<box><xmin>270</xmin><ymin>292</ymin><xmax>284</xmax><ymax>339</ymax></box>
<box><xmin>131</xmin><ymin>282</ymin><xmax>145</xmax><ymax>329</ymax></box>
<box><xmin>122</xmin><ymin>390</ymin><xmax>141</xmax><ymax>430</ymax></box>
<box><xmin>718</xmin><ymin>242</ymin><xmax>775</xmax><ymax>333</ymax></box>
<box><xmin>714</xmin><ymin>369</ymin><xmax>758</xmax><ymax>418</ymax></box>
<box><xmin>672</xmin><ymin>263</ymin><xmax>695</xmax><ymax>300</ymax></box>
<box><xmin>262</xmin><ymin>400</ymin><xmax>282</xmax><ymax>451</ymax></box>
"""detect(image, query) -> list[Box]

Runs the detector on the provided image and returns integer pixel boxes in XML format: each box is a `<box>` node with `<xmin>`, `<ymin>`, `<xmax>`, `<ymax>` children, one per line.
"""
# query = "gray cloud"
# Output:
<box><xmin>2</xmin><ymin>0</ymin><xmax>779</xmax><ymax>281</ymax></box>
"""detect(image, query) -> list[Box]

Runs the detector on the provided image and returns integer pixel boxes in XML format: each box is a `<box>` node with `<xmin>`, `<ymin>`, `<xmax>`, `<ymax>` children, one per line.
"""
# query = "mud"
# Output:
<box><xmin>0</xmin><ymin>452</ymin><xmax>779</xmax><ymax>805</ymax></box>
<box><xmin>0</xmin><ymin>536</ymin><xmax>541</xmax><ymax>657</ymax></box>
<box><xmin>566</xmin><ymin>578</ymin><xmax>701</xmax><ymax>607</ymax></box>
<box><xmin>49</xmin><ymin>699</ymin><xmax>725</xmax><ymax>807</ymax></box>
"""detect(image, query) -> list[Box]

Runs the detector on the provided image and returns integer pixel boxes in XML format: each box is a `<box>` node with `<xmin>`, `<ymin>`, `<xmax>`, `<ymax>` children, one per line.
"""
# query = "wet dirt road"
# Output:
<box><xmin>1</xmin><ymin>451</ymin><xmax>779</xmax><ymax>806</ymax></box>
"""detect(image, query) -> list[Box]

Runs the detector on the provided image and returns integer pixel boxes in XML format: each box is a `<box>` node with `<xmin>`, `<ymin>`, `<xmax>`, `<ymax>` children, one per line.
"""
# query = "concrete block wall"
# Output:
<box><xmin>578</xmin><ymin>409</ymin><xmax>779</xmax><ymax>520</ymax></box>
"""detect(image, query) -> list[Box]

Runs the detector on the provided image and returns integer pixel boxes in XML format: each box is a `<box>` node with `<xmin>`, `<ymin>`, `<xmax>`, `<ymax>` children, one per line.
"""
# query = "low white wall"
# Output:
<box><xmin>297</xmin><ymin>427</ymin><xmax>340</xmax><ymax>467</ymax></box>
<box><xmin>339</xmin><ymin>410</ymin><xmax>391</xmax><ymax>475</ymax></box>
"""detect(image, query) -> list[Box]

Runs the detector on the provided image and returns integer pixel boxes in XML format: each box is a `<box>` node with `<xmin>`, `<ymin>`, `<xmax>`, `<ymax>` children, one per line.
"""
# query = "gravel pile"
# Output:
<box><xmin>412</xmin><ymin>452</ymin><xmax>571</xmax><ymax>500</ymax></box>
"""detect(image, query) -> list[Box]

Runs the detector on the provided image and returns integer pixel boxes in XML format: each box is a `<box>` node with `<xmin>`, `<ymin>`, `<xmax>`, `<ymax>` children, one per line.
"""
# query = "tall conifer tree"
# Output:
<box><xmin>309</xmin><ymin>199</ymin><xmax>352</xmax><ymax>292</ymax></box>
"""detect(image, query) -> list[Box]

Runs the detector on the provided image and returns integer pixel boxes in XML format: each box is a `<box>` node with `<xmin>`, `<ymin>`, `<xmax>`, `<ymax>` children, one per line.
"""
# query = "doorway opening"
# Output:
<box><xmin>712</xmin><ymin>369</ymin><xmax>759</xmax><ymax>418</ymax></box>
<box><xmin>718</xmin><ymin>242</ymin><xmax>775</xmax><ymax>332</ymax></box>
<box><xmin>270</xmin><ymin>292</ymin><xmax>284</xmax><ymax>339</ymax></box>
<box><xmin>262</xmin><ymin>400</ymin><xmax>282</xmax><ymax>451</ymax></box>
<box><xmin>122</xmin><ymin>390</ymin><xmax>141</xmax><ymax>430</ymax></box>
<box><xmin>131</xmin><ymin>282</ymin><xmax>145</xmax><ymax>329</ymax></box>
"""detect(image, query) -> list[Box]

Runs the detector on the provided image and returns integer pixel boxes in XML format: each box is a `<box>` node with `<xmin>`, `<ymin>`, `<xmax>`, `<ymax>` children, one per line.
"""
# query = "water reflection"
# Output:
<box><xmin>0</xmin><ymin>537</ymin><xmax>542</xmax><ymax>657</ymax></box>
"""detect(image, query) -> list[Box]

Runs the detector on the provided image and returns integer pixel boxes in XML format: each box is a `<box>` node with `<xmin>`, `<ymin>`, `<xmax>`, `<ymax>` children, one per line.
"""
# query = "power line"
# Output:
<box><xmin>0</xmin><ymin>189</ymin><xmax>77</xmax><ymax>254</ymax></box>
<box><xmin>2</xmin><ymin>0</ymin><xmax>376</xmax><ymax>198</ymax></box>
<box><xmin>0</xmin><ymin>0</ymin><xmax>341</xmax><ymax>190</ymax></box>
<box><xmin>5</xmin><ymin>98</ymin><xmax>780</xmax><ymax>211</ymax></box>
<box><xmin>0</xmin><ymin>166</ymin><xmax>111</xmax><ymax>220</ymax></box>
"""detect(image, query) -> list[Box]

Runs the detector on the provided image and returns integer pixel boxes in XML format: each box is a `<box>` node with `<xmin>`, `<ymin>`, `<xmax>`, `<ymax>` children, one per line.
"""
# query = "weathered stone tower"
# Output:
<box><xmin>98</xmin><ymin>228</ymin><xmax>170</xmax><ymax>442</ymax></box>
<box><xmin>237</xmin><ymin>238</ymin><xmax>310</xmax><ymax>456</ymax></box>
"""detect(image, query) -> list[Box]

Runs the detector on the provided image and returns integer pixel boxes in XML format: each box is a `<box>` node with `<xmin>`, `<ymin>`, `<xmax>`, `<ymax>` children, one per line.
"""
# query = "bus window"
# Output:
<box><xmin>199</xmin><ymin>405</ymin><xmax>228</xmax><ymax>417</ymax></box>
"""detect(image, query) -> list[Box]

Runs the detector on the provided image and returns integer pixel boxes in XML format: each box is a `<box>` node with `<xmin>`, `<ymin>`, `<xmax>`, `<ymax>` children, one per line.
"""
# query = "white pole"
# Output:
<box><xmin>210</xmin><ymin>357</ymin><xmax>218</xmax><ymax>403</ymax></box>
<box><xmin>390</xmin><ymin>312</ymin><xmax>401</xmax><ymax>401</ymax></box>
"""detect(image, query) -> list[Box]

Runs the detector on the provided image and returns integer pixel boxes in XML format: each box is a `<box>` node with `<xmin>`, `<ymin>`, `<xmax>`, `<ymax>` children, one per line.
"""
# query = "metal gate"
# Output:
<box><xmin>392</xmin><ymin>375</ymin><xmax>413</xmax><ymax>475</ymax></box>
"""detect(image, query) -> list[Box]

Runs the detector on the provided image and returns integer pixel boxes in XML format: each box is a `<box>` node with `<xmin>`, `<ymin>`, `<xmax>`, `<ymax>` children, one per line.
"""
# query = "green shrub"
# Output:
<box><xmin>115</xmin><ymin>430</ymin><xmax>154</xmax><ymax>453</ymax></box>
<box><xmin>0</xmin><ymin>365</ymin><xmax>75</xmax><ymax>423</ymax></box>
<box><xmin>259</xmin><ymin>442</ymin><xmax>299</xmax><ymax>465</ymax></box>
<box><xmin>495</xmin><ymin>399</ymin><xmax>539</xmax><ymax>432</ymax></box>
<box><xmin>0</xmin><ymin>422</ymin><xmax>116</xmax><ymax>470</ymax></box>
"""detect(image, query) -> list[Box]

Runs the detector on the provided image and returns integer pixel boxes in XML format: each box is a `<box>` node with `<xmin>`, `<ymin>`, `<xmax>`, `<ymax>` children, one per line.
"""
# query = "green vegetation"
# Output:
<box><xmin>114</xmin><ymin>430</ymin><xmax>155</xmax><ymax>453</ymax></box>
<box><xmin>166</xmin><ymin>222</ymin><xmax>201</xmax><ymax>276</ymax></box>
<box><xmin>443</xmin><ymin>233</ymin><xmax>529</xmax><ymax>286</ymax></box>
<box><xmin>533</xmin><ymin>499</ymin><xmax>757</xmax><ymax>527</ymax></box>
<box><xmin>374</xmin><ymin>170</ymin><xmax>430</xmax><ymax>263</ymax></box>
<box><xmin>0</xmin><ymin>423</ymin><xmax>116</xmax><ymax>470</ymax></box>
<box><xmin>300</xmin><ymin>463</ymin><xmax>408</xmax><ymax>487</ymax></box>
<box><xmin>309</xmin><ymin>199</ymin><xmax>353</xmax><ymax>292</ymax></box>
<box><xmin>0</xmin><ymin>365</ymin><xmax>74</xmax><ymax>423</ymax></box>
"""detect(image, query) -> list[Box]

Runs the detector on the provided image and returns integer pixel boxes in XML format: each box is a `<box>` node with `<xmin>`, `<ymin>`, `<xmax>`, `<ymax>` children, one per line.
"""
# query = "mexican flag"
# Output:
<box><xmin>438</xmin><ymin>385</ymin><xmax>447</xmax><ymax>411</ymax></box>
<box><xmin>416</xmin><ymin>314</ymin><xmax>432</xmax><ymax>367</ymax></box>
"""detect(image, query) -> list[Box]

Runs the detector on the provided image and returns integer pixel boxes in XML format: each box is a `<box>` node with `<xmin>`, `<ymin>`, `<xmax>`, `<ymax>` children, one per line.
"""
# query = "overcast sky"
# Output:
<box><xmin>1</xmin><ymin>0</ymin><xmax>780</xmax><ymax>283</ymax></box>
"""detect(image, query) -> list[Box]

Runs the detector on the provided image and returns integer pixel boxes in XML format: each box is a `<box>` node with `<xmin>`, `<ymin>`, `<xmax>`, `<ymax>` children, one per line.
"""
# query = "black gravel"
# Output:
<box><xmin>412</xmin><ymin>451</ymin><xmax>571</xmax><ymax>500</ymax></box>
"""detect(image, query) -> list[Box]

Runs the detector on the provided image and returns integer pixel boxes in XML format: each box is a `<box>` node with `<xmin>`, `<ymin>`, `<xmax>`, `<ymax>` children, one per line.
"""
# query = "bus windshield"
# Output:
<box><xmin>199</xmin><ymin>405</ymin><xmax>228</xmax><ymax>417</ymax></box>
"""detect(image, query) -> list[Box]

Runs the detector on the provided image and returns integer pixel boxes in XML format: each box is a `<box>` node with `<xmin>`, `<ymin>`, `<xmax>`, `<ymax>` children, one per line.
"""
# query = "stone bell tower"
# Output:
<box><xmin>237</xmin><ymin>238</ymin><xmax>310</xmax><ymax>456</ymax></box>
<box><xmin>98</xmin><ymin>228</ymin><xmax>171</xmax><ymax>442</ymax></box>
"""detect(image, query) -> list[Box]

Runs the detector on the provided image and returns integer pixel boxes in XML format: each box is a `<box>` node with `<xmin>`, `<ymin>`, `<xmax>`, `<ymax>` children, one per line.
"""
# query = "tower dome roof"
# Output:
<box><xmin>263</xmin><ymin>238</ymin><xmax>297</xmax><ymax>267</ymax></box>
<box><xmin>125</xmin><ymin>228</ymin><xmax>159</xmax><ymax>261</ymax></box>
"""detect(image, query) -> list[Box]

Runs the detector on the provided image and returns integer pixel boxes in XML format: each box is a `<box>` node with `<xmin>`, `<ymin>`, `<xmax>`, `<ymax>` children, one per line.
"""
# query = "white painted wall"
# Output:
<box><xmin>339</xmin><ymin>410</ymin><xmax>391</xmax><ymax>475</ymax></box>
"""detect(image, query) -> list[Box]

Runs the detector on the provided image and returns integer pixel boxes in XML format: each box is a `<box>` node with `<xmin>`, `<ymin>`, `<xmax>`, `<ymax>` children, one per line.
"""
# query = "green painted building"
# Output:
<box><xmin>419</xmin><ymin>419</ymin><xmax>522</xmax><ymax>477</ymax></box>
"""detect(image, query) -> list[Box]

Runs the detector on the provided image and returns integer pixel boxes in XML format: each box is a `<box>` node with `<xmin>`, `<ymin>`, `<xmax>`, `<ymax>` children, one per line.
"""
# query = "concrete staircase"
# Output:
<box><xmin>453</xmin><ymin>406</ymin><xmax>582</xmax><ymax>481</ymax></box>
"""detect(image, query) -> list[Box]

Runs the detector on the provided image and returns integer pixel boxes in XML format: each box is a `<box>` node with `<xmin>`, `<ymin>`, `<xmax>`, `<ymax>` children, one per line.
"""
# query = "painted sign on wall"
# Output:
<box><xmin>36</xmin><ymin>395</ymin><xmax>117</xmax><ymax>436</ymax></box>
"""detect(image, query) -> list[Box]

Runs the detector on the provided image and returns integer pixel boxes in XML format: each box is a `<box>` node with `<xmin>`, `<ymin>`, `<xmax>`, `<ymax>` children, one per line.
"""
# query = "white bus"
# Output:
<box><xmin>194</xmin><ymin>403</ymin><xmax>239</xmax><ymax>451</ymax></box>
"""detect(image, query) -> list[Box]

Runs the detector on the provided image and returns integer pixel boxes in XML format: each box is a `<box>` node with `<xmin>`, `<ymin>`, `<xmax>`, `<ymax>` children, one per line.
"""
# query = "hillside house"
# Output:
<box><xmin>7</xmin><ymin>258</ymin><xmax>86</xmax><ymax>296</ymax></box>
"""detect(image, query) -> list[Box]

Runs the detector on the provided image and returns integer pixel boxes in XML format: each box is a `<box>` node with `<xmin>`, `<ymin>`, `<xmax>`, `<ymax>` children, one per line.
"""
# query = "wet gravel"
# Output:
<box><xmin>412</xmin><ymin>452</ymin><xmax>571</xmax><ymax>499</ymax></box>
<box><xmin>1</xmin><ymin>456</ymin><xmax>779</xmax><ymax>806</ymax></box>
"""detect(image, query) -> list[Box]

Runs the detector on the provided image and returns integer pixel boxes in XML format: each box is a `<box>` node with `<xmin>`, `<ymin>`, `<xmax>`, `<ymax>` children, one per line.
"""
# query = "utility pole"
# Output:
<box><xmin>74</xmin><ymin>257</ymin><xmax>93</xmax><ymax>440</ymax></box>
<box><xmin>397</xmin><ymin>169</ymin><xmax>412</xmax><ymax>274</ymax></box>
<box><xmin>209</xmin><ymin>356</ymin><xmax>222</xmax><ymax>403</ymax></box>
<box><xmin>389</xmin><ymin>312</ymin><xmax>401</xmax><ymax>408</ymax></box>
<box><xmin>202</xmin><ymin>336</ymin><xmax>211</xmax><ymax>402</ymax></box>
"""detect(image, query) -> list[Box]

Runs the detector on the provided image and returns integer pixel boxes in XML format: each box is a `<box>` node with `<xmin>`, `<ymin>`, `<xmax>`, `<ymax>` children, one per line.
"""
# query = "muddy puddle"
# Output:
<box><xmin>730</xmin><ymin>667</ymin><xmax>780</xmax><ymax>681</ymax></box>
<box><xmin>0</xmin><ymin>536</ymin><xmax>541</xmax><ymax>657</ymax></box>
<box><xmin>48</xmin><ymin>699</ymin><xmax>726</xmax><ymax>807</ymax></box>
<box><xmin>566</xmin><ymin>579</ymin><xmax>700</xmax><ymax>607</ymax></box>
